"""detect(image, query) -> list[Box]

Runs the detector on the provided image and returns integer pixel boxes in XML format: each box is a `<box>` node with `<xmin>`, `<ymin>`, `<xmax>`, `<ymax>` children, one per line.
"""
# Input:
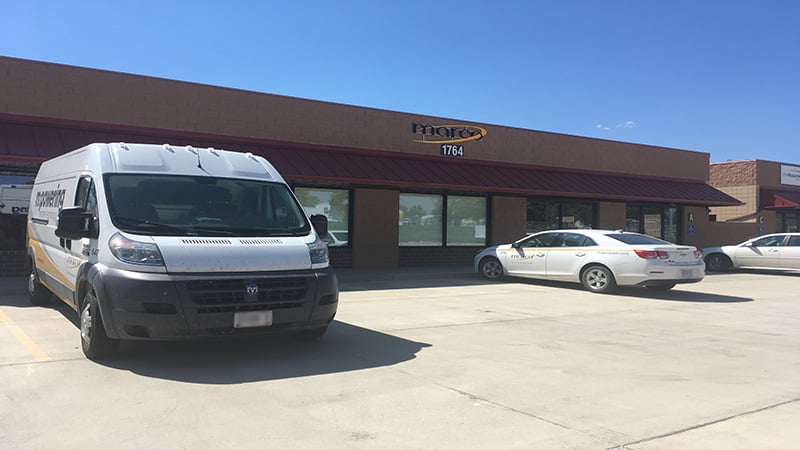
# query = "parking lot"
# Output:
<box><xmin>1</xmin><ymin>268</ymin><xmax>798</xmax><ymax>449</ymax></box>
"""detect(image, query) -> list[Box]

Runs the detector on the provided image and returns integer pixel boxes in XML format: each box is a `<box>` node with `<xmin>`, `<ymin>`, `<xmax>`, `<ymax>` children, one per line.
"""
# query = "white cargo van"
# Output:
<box><xmin>0</xmin><ymin>184</ymin><xmax>32</xmax><ymax>215</ymax></box>
<box><xmin>27</xmin><ymin>143</ymin><xmax>338</xmax><ymax>359</ymax></box>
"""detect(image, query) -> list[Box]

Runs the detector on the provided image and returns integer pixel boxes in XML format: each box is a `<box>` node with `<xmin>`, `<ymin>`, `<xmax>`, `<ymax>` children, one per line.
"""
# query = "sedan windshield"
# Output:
<box><xmin>105</xmin><ymin>174</ymin><xmax>311</xmax><ymax>237</ymax></box>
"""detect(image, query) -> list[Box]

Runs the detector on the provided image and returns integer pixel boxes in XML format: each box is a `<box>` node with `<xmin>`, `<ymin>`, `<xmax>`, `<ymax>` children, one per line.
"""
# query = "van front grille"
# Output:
<box><xmin>187</xmin><ymin>278</ymin><xmax>307</xmax><ymax>313</ymax></box>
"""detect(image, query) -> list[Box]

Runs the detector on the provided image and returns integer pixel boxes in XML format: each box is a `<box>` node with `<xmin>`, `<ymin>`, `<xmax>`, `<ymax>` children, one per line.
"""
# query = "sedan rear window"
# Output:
<box><xmin>606</xmin><ymin>233</ymin><xmax>671</xmax><ymax>245</ymax></box>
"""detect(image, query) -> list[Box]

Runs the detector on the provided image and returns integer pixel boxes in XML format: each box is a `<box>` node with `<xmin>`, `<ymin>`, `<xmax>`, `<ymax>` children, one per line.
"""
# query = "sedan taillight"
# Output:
<box><xmin>634</xmin><ymin>249</ymin><xmax>670</xmax><ymax>259</ymax></box>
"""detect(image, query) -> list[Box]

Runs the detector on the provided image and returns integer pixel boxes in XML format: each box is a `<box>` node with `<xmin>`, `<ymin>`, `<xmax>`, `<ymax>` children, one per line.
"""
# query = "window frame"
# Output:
<box><xmin>526</xmin><ymin>197</ymin><xmax>597</xmax><ymax>233</ymax></box>
<box><xmin>399</xmin><ymin>191</ymin><xmax>489</xmax><ymax>248</ymax></box>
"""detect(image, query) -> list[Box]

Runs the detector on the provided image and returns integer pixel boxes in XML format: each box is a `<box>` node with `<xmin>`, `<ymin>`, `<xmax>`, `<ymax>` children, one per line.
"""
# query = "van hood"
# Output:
<box><xmin>152</xmin><ymin>236</ymin><xmax>312</xmax><ymax>272</ymax></box>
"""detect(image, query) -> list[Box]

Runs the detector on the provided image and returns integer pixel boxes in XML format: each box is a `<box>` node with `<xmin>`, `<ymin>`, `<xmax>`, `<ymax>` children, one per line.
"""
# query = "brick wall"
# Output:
<box><xmin>0</xmin><ymin>248</ymin><xmax>26</xmax><ymax>277</ymax></box>
<box><xmin>328</xmin><ymin>247</ymin><xmax>353</xmax><ymax>269</ymax></box>
<box><xmin>0</xmin><ymin>56</ymin><xmax>711</xmax><ymax>181</ymax></box>
<box><xmin>399</xmin><ymin>247</ymin><xmax>478</xmax><ymax>267</ymax></box>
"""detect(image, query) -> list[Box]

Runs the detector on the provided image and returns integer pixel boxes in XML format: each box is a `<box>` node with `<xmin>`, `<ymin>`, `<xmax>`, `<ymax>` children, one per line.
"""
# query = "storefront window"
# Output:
<box><xmin>777</xmin><ymin>211</ymin><xmax>799</xmax><ymax>232</ymax></box>
<box><xmin>527</xmin><ymin>199</ymin><xmax>595</xmax><ymax>232</ymax></box>
<box><xmin>626</xmin><ymin>204</ymin><xmax>679</xmax><ymax>242</ymax></box>
<box><xmin>399</xmin><ymin>193</ymin><xmax>443</xmax><ymax>246</ymax></box>
<box><xmin>294</xmin><ymin>187</ymin><xmax>350</xmax><ymax>246</ymax></box>
<box><xmin>446</xmin><ymin>196</ymin><xmax>486</xmax><ymax>246</ymax></box>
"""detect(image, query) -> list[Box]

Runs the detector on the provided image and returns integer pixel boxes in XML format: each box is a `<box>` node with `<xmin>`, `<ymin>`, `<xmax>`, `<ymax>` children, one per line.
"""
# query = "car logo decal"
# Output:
<box><xmin>245</xmin><ymin>282</ymin><xmax>259</xmax><ymax>300</ymax></box>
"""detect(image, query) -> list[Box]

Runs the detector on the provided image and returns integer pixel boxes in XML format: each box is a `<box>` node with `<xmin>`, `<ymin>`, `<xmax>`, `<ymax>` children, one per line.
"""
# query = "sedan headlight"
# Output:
<box><xmin>109</xmin><ymin>232</ymin><xmax>164</xmax><ymax>266</ymax></box>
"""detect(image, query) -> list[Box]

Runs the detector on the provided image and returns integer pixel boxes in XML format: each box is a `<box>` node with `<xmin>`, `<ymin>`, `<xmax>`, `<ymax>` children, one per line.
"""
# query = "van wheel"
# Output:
<box><xmin>28</xmin><ymin>262</ymin><xmax>52</xmax><ymax>306</ymax></box>
<box><xmin>581</xmin><ymin>265</ymin><xmax>617</xmax><ymax>294</ymax></box>
<box><xmin>479</xmin><ymin>257</ymin><xmax>504</xmax><ymax>280</ymax></box>
<box><xmin>80</xmin><ymin>289</ymin><xmax>119</xmax><ymax>360</ymax></box>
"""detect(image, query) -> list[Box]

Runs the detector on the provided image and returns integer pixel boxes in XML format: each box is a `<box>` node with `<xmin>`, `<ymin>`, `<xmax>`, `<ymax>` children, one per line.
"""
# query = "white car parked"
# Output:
<box><xmin>474</xmin><ymin>229</ymin><xmax>705</xmax><ymax>293</ymax></box>
<box><xmin>702</xmin><ymin>233</ymin><xmax>800</xmax><ymax>272</ymax></box>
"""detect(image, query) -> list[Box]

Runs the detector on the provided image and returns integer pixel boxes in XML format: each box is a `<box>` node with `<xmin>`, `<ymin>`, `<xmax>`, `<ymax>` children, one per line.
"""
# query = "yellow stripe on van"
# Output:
<box><xmin>27</xmin><ymin>222</ymin><xmax>77</xmax><ymax>291</ymax></box>
<box><xmin>0</xmin><ymin>311</ymin><xmax>51</xmax><ymax>361</ymax></box>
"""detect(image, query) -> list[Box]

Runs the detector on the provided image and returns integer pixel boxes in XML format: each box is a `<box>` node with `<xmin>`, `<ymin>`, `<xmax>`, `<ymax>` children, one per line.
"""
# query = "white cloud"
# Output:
<box><xmin>597</xmin><ymin>121</ymin><xmax>636</xmax><ymax>132</ymax></box>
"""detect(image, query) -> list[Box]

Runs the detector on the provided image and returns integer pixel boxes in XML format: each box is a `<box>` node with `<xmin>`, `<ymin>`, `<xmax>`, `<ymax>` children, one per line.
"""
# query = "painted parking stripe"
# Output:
<box><xmin>0</xmin><ymin>311</ymin><xmax>51</xmax><ymax>361</ymax></box>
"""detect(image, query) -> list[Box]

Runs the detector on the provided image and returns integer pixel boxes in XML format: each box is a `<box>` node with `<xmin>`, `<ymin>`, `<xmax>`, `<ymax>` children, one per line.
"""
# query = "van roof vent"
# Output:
<box><xmin>181</xmin><ymin>238</ymin><xmax>233</xmax><ymax>245</ymax></box>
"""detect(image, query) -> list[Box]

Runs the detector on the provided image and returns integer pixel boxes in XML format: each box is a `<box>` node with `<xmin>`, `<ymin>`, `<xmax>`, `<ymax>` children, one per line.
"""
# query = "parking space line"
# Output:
<box><xmin>0</xmin><ymin>311</ymin><xmax>51</xmax><ymax>362</ymax></box>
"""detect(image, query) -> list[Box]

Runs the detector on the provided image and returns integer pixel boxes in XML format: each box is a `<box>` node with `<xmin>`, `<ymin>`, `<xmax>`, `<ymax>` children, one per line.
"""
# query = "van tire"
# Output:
<box><xmin>28</xmin><ymin>262</ymin><xmax>52</xmax><ymax>306</ymax></box>
<box><xmin>80</xmin><ymin>288</ymin><xmax>119</xmax><ymax>360</ymax></box>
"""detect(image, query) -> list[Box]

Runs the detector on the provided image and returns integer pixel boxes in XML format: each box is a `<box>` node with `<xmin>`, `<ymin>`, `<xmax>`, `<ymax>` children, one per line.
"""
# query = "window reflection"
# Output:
<box><xmin>447</xmin><ymin>196</ymin><xmax>486</xmax><ymax>246</ymax></box>
<box><xmin>294</xmin><ymin>187</ymin><xmax>350</xmax><ymax>246</ymax></box>
<box><xmin>527</xmin><ymin>199</ymin><xmax>595</xmax><ymax>232</ymax></box>
<box><xmin>399</xmin><ymin>193</ymin><xmax>443</xmax><ymax>246</ymax></box>
<box><xmin>626</xmin><ymin>204</ymin><xmax>679</xmax><ymax>242</ymax></box>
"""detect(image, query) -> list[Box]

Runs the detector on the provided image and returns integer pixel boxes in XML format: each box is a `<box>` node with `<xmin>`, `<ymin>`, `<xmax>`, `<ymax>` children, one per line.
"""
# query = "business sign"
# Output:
<box><xmin>411</xmin><ymin>122</ymin><xmax>487</xmax><ymax>158</ymax></box>
<box><xmin>781</xmin><ymin>165</ymin><xmax>800</xmax><ymax>186</ymax></box>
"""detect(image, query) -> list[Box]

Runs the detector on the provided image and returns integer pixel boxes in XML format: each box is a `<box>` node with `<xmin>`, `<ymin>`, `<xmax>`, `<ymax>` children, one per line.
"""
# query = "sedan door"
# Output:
<box><xmin>731</xmin><ymin>234</ymin><xmax>786</xmax><ymax>268</ymax></box>
<box><xmin>545</xmin><ymin>232</ymin><xmax>594</xmax><ymax>281</ymax></box>
<box><xmin>503</xmin><ymin>232</ymin><xmax>560</xmax><ymax>278</ymax></box>
<box><xmin>779</xmin><ymin>235</ymin><xmax>800</xmax><ymax>269</ymax></box>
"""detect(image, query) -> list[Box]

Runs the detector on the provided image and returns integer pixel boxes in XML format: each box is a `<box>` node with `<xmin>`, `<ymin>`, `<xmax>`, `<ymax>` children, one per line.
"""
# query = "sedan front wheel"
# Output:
<box><xmin>479</xmin><ymin>257</ymin><xmax>504</xmax><ymax>280</ymax></box>
<box><xmin>704</xmin><ymin>253</ymin><xmax>732</xmax><ymax>272</ymax></box>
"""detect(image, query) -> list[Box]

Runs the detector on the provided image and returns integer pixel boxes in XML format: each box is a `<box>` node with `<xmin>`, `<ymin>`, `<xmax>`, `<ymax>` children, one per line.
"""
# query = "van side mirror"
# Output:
<box><xmin>56</xmin><ymin>207</ymin><xmax>98</xmax><ymax>240</ymax></box>
<box><xmin>310</xmin><ymin>214</ymin><xmax>329</xmax><ymax>239</ymax></box>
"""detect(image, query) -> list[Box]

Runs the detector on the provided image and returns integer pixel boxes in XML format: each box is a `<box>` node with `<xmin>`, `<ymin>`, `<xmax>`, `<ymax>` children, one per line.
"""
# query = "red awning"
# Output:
<box><xmin>0</xmin><ymin>115</ymin><xmax>742</xmax><ymax>206</ymax></box>
<box><xmin>761</xmin><ymin>189</ymin><xmax>800</xmax><ymax>208</ymax></box>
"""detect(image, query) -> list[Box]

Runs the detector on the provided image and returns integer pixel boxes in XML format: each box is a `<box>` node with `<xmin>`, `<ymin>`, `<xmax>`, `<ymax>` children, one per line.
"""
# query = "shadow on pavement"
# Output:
<box><xmin>509</xmin><ymin>278</ymin><xmax>753</xmax><ymax>303</ymax></box>
<box><xmin>96</xmin><ymin>321</ymin><xmax>430</xmax><ymax>384</ymax></box>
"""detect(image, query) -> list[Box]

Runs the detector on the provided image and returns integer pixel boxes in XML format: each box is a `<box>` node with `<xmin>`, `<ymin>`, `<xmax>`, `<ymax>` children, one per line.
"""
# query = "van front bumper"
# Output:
<box><xmin>92</xmin><ymin>267</ymin><xmax>338</xmax><ymax>340</ymax></box>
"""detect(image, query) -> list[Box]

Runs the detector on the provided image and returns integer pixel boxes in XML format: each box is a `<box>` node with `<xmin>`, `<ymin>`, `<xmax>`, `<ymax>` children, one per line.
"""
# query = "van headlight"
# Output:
<box><xmin>307</xmin><ymin>237</ymin><xmax>329</xmax><ymax>265</ymax></box>
<box><xmin>109</xmin><ymin>232</ymin><xmax>165</xmax><ymax>266</ymax></box>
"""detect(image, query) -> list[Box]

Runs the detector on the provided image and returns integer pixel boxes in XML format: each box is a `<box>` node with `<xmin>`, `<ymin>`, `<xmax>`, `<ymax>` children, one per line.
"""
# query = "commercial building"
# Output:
<box><xmin>0</xmin><ymin>56</ymin><xmax>741</xmax><ymax>275</ymax></box>
<box><xmin>707</xmin><ymin>160</ymin><xmax>800</xmax><ymax>245</ymax></box>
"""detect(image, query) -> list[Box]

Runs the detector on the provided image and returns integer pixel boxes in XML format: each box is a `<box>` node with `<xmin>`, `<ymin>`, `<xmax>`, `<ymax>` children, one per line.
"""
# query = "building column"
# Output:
<box><xmin>352</xmin><ymin>188</ymin><xmax>399</xmax><ymax>268</ymax></box>
<box><xmin>490</xmin><ymin>196</ymin><xmax>526</xmax><ymax>245</ymax></box>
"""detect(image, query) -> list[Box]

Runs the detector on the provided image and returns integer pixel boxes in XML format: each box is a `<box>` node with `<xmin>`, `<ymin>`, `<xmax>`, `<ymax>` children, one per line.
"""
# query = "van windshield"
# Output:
<box><xmin>105</xmin><ymin>174</ymin><xmax>311</xmax><ymax>237</ymax></box>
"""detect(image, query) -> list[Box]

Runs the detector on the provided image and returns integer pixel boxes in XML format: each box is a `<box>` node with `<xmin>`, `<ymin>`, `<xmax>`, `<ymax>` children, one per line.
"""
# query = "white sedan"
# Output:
<box><xmin>474</xmin><ymin>229</ymin><xmax>705</xmax><ymax>293</ymax></box>
<box><xmin>702</xmin><ymin>233</ymin><xmax>800</xmax><ymax>272</ymax></box>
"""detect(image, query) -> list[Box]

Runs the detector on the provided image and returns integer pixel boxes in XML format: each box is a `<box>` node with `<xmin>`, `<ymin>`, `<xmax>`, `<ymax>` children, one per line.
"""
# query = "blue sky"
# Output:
<box><xmin>2</xmin><ymin>1</ymin><xmax>798</xmax><ymax>164</ymax></box>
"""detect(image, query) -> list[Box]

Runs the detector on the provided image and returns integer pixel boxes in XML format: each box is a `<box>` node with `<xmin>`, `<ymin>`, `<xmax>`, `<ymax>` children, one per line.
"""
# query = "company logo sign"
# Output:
<box><xmin>411</xmin><ymin>123</ymin><xmax>487</xmax><ymax>144</ymax></box>
<box><xmin>34</xmin><ymin>188</ymin><xmax>66</xmax><ymax>211</ymax></box>
<box><xmin>781</xmin><ymin>165</ymin><xmax>800</xmax><ymax>187</ymax></box>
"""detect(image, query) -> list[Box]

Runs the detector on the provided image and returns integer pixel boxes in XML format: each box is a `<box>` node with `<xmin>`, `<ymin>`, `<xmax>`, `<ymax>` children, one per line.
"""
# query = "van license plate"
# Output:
<box><xmin>234</xmin><ymin>310</ymin><xmax>272</xmax><ymax>328</ymax></box>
